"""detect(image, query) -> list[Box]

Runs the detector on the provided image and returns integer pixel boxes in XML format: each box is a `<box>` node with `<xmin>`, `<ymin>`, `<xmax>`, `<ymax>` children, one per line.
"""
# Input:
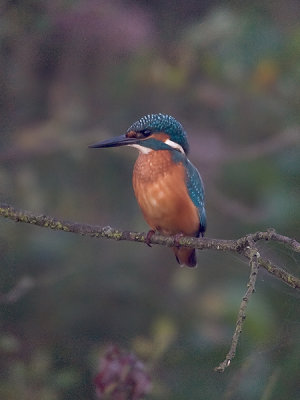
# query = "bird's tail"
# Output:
<box><xmin>173</xmin><ymin>247</ymin><xmax>197</xmax><ymax>268</ymax></box>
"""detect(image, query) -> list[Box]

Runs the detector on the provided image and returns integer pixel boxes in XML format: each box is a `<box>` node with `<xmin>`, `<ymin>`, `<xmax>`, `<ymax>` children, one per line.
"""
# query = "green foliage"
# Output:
<box><xmin>0</xmin><ymin>1</ymin><xmax>299</xmax><ymax>399</ymax></box>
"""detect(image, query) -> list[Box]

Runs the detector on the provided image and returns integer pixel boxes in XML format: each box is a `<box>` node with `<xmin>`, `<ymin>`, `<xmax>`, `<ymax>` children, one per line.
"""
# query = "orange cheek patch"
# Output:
<box><xmin>126</xmin><ymin>130</ymin><xmax>137</xmax><ymax>138</ymax></box>
<box><xmin>150</xmin><ymin>132</ymin><xmax>170</xmax><ymax>142</ymax></box>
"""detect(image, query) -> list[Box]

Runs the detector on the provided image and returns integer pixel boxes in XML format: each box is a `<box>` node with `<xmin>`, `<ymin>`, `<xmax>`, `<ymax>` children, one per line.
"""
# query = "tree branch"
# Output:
<box><xmin>215</xmin><ymin>245</ymin><xmax>259</xmax><ymax>372</ymax></box>
<box><xmin>1</xmin><ymin>203</ymin><xmax>299</xmax><ymax>289</ymax></box>
<box><xmin>1</xmin><ymin>203</ymin><xmax>299</xmax><ymax>372</ymax></box>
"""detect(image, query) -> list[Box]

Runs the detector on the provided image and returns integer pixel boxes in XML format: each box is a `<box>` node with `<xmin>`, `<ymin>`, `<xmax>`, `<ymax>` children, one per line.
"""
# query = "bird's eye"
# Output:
<box><xmin>141</xmin><ymin>129</ymin><xmax>152</xmax><ymax>137</ymax></box>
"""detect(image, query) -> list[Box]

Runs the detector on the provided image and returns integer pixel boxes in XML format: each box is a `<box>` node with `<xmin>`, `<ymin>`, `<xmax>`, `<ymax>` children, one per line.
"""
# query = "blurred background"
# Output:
<box><xmin>0</xmin><ymin>1</ymin><xmax>300</xmax><ymax>399</ymax></box>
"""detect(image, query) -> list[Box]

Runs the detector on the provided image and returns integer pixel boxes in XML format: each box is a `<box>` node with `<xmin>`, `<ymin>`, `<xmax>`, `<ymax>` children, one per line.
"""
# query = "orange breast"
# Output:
<box><xmin>132</xmin><ymin>151</ymin><xmax>200</xmax><ymax>236</ymax></box>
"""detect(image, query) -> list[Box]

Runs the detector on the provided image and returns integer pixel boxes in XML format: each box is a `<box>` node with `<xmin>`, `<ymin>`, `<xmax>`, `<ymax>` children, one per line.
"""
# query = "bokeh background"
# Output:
<box><xmin>1</xmin><ymin>1</ymin><xmax>300</xmax><ymax>399</ymax></box>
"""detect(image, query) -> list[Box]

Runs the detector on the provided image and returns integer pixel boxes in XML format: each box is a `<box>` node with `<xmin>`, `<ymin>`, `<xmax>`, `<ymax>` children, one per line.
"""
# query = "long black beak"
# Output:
<box><xmin>88</xmin><ymin>134</ymin><xmax>140</xmax><ymax>149</ymax></box>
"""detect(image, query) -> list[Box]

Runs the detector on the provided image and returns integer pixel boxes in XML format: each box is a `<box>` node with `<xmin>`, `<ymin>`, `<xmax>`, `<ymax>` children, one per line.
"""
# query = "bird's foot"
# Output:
<box><xmin>173</xmin><ymin>232</ymin><xmax>184</xmax><ymax>248</ymax></box>
<box><xmin>145</xmin><ymin>230</ymin><xmax>155</xmax><ymax>247</ymax></box>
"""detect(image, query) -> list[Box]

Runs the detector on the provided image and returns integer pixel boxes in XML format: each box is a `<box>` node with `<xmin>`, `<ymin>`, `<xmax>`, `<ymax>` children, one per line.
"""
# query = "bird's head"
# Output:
<box><xmin>89</xmin><ymin>114</ymin><xmax>189</xmax><ymax>155</ymax></box>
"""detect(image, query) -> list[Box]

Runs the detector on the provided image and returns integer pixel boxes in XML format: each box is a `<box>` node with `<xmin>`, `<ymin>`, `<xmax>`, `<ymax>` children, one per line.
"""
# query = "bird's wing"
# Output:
<box><xmin>184</xmin><ymin>158</ymin><xmax>206</xmax><ymax>235</ymax></box>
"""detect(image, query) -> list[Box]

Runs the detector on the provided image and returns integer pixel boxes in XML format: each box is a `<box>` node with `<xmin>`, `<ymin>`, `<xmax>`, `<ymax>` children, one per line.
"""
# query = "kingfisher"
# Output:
<box><xmin>89</xmin><ymin>114</ymin><xmax>206</xmax><ymax>267</ymax></box>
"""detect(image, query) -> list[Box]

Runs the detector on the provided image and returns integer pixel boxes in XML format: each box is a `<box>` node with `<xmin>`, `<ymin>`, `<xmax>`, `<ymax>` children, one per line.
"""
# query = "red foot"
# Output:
<box><xmin>173</xmin><ymin>232</ymin><xmax>184</xmax><ymax>248</ymax></box>
<box><xmin>145</xmin><ymin>230</ymin><xmax>155</xmax><ymax>247</ymax></box>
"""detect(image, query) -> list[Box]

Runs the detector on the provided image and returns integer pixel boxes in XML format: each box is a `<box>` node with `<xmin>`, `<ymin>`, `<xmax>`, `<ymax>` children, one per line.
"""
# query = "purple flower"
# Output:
<box><xmin>95</xmin><ymin>345</ymin><xmax>152</xmax><ymax>400</ymax></box>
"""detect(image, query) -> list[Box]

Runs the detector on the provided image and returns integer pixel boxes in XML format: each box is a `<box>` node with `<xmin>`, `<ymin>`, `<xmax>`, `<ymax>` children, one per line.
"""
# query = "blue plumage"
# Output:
<box><xmin>128</xmin><ymin>113</ymin><xmax>190</xmax><ymax>154</ymax></box>
<box><xmin>169</xmin><ymin>150</ymin><xmax>206</xmax><ymax>236</ymax></box>
<box><xmin>184</xmin><ymin>158</ymin><xmax>206</xmax><ymax>235</ymax></box>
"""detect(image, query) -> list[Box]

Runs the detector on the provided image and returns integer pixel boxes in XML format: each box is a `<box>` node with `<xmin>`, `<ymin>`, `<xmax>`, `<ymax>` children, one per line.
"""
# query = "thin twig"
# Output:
<box><xmin>215</xmin><ymin>246</ymin><xmax>259</xmax><ymax>372</ymax></box>
<box><xmin>238</xmin><ymin>230</ymin><xmax>300</xmax><ymax>253</ymax></box>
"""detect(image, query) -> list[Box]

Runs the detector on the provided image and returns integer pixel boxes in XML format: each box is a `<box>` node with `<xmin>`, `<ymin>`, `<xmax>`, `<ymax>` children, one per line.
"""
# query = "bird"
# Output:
<box><xmin>89</xmin><ymin>113</ymin><xmax>206</xmax><ymax>267</ymax></box>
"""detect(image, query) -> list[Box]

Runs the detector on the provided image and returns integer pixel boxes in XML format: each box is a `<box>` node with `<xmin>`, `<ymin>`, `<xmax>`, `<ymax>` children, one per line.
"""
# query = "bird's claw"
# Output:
<box><xmin>173</xmin><ymin>233</ymin><xmax>184</xmax><ymax>248</ymax></box>
<box><xmin>145</xmin><ymin>230</ymin><xmax>155</xmax><ymax>247</ymax></box>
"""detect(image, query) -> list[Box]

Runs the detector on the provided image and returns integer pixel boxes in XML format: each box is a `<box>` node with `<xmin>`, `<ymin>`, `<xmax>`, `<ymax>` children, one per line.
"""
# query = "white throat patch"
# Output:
<box><xmin>129</xmin><ymin>144</ymin><xmax>153</xmax><ymax>154</ymax></box>
<box><xmin>129</xmin><ymin>139</ymin><xmax>185</xmax><ymax>155</ymax></box>
<box><xmin>164</xmin><ymin>139</ymin><xmax>185</xmax><ymax>154</ymax></box>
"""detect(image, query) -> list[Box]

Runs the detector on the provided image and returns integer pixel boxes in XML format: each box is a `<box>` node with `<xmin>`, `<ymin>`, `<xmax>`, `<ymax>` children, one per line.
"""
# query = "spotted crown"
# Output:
<box><xmin>127</xmin><ymin>113</ymin><xmax>190</xmax><ymax>154</ymax></box>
